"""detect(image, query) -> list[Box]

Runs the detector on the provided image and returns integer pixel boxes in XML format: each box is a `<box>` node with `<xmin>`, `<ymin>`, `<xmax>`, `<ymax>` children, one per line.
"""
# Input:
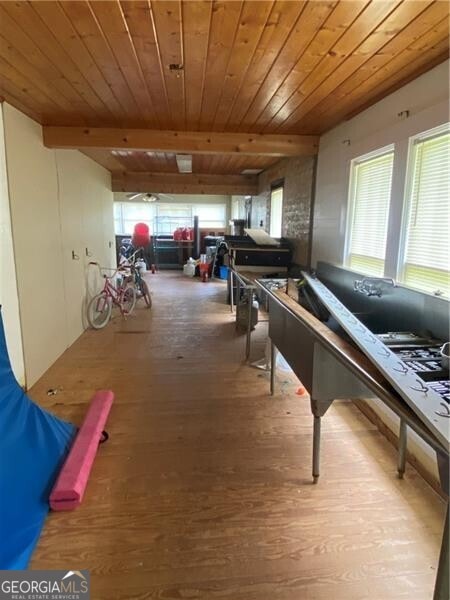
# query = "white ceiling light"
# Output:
<box><xmin>176</xmin><ymin>154</ymin><xmax>192</xmax><ymax>173</ymax></box>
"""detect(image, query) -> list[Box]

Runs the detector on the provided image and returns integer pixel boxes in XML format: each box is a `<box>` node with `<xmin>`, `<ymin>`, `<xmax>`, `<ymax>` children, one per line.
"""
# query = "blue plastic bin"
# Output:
<box><xmin>219</xmin><ymin>266</ymin><xmax>229</xmax><ymax>280</ymax></box>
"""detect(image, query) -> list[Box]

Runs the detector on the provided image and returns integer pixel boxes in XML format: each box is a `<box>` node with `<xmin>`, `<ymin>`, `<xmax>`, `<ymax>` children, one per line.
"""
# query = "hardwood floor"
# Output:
<box><xmin>30</xmin><ymin>272</ymin><xmax>445</xmax><ymax>599</ymax></box>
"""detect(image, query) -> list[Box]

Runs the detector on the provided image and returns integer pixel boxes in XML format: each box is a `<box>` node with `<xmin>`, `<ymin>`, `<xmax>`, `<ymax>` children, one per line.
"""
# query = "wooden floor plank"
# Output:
<box><xmin>30</xmin><ymin>273</ymin><xmax>445</xmax><ymax>599</ymax></box>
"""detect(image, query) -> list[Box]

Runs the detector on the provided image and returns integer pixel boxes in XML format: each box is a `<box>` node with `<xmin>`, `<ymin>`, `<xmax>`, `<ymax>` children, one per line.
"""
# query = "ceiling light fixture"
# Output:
<box><xmin>176</xmin><ymin>154</ymin><xmax>192</xmax><ymax>173</ymax></box>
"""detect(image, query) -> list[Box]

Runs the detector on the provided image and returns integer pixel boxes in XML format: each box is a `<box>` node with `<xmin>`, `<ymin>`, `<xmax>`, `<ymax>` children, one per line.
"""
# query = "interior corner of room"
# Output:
<box><xmin>0</xmin><ymin>3</ymin><xmax>448</xmax><ymax>598</ymax></box>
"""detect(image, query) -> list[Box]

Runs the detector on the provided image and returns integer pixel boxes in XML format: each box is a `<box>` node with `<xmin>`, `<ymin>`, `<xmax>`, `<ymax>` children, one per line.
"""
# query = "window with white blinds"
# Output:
<box><xmin>114</xmin><ymin>201</ymin><xmax>227</xmax><ymax>235</ymax></box>
<box><xmin>400</xmin><ymin>126</ymin><xmax>450</xmax><ymax>296</ymax></box>
<box><xmin>192</xmin><ymin>204</ymin><xmax>227</xmax><ymax>228</ymax></box>
<box><xmin>114</xmin><ymin>202</ymin><xmax>154</xmax><ymax>235</ymax></box>
<box><xmin>346</xmin><ymin>149</ymin><xmax>394</xmax><ymax>276</ymax></box>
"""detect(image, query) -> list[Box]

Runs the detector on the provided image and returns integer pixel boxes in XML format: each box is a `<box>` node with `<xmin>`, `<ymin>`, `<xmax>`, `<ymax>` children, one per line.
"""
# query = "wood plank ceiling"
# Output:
<box><xmin>0</xmin><ymin>0</ymin><xmax>448</xmax><ymax>193</ymax></box>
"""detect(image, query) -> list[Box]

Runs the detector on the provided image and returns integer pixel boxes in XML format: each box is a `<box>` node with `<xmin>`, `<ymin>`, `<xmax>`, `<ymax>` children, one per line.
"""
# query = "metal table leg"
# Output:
<box><xmin>433</xmin><ymin>501</ymin><xmax>449</xmax><ymax>600</ymax></box>
<box><xmin>312</xmin><ymin>415</ymin><xmax>321</xmax><ymax>484</ymax></box>
<box><xmin>235</xmin><ymin>277</ymin><xmax>240</xmax><ymax>330</ymax></box>
<box><xmin>310</xmin><ymin>398</ymin><xmax>333</xmax><ymax>484</ymax></box>
<box><xmin>245</xmin><ymin>287</ymin><xmax>252</xmax><ymax>361</ymax></box>
<box><xmin>397</xmin><ymin>419</ymin><xmax>407</xmax><ymax>479</ymax></box>
<box><xmin>229</xmin><ymin>269</ymin><xmax>234</xmax><ymax>313</ymax></box>
<box><xmin>270</xmin><ymin>340</ymin><xmax>277</xmax><ymax>396</ymax></box>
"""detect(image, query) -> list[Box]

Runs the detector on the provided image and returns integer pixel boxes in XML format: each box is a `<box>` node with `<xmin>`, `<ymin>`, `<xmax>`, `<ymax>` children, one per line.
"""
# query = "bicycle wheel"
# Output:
<box><xmin>87</xmin><ymin>292</ymin><xmax>112</xmax><ymax>329</ymax></box>
<box><xmin>121</xmin><ymin>285</ymin><xmax>136</xmax><ymax>315</ymax></box>
<box><xmin>140</xmin><ymin>279</ymin><xmax>152</xmax><ymax>308</ymax></box>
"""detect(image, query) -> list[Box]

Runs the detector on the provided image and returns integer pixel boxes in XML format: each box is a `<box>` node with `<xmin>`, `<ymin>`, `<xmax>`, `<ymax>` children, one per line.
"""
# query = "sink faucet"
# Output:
<box><xmin>354</xmin><ymin>277</ymin><xmax>395</xmax><ymax>297</ymax></box>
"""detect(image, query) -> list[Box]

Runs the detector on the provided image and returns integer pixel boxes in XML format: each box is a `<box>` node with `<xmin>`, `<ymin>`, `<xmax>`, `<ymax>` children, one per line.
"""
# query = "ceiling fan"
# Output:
<box><xmin>126</xmin><ymin>192</ymin><xmax>175</xmax><ymax>202</ymax></box>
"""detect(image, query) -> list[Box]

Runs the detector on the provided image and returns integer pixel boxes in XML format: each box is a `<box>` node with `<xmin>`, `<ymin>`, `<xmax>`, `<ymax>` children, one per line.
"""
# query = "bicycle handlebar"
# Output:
<box><xmin>88</xmin><ymin>261</ymin><xmax>131</xmax><ymax>279</ymax></box>
<box><xmin>118</xmin><ymin>247</ymin><xmax>143</xmax><ymax>268</ymax></box>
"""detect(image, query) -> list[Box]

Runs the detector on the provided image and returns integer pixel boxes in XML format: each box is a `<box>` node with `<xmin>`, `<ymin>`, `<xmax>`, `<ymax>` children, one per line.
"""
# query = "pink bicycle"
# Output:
<box><xmin>87</xmin><ymin>262</ymin><xmax>136</xmax><ymax>329</ymax></box>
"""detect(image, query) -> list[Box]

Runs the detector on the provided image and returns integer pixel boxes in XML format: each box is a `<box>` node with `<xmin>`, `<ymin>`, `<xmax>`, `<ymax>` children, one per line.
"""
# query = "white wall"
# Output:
<box><xmin>0</xmin><ymin>108</ymin><xmax>25</xmax><ymax>385</ymax></box>
<box><xmin>312</xmin><ymin>60</ymin><xmax>449</xmax><ymax>274</ymax></box>
<box><xmin>311</xmin><ymin>61</ymin><xmax>450</xmax><ymax>481</ymax></box>
<box><xmin>56</xmin><ymin>151</ymin><xmax>115</xmax><ymax>345</ymax></box>
<box><xmin>3</xmin><ymin>103</ymin><xmax>115</xmax><ymax>388</ymax></box>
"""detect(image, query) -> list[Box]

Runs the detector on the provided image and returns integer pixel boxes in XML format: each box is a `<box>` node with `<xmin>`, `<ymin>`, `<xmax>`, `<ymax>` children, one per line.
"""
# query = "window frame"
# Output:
<box><xmin>344</xmin><ymin>144</ymin><xmax>395</xmax><ymax>277</ymax></box>
<box><xmin>396</xmin><ymin>123</ymin><xmax>450</xmax><ymax>297</ymax></box>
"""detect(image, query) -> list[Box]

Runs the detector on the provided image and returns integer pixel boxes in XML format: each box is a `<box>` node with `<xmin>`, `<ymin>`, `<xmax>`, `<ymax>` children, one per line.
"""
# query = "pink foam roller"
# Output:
<box><xmin>49</xmin><ymin>390</ymin><xmax>114</xmax><ymax>511</ymax></box>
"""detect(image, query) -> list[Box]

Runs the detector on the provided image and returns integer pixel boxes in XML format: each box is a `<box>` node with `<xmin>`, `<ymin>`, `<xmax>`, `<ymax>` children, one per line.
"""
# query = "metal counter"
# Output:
<box><xmin>255</xmin><ymin>276</ymin><xmax>449</xmax><ymax>600</ymax></box>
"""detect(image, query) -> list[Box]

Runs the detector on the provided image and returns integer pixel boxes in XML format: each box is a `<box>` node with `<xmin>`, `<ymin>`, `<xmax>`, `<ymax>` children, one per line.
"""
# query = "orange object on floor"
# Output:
<box><xmin>296</xmin><ymin>386</ymin><xmax>307</xmax><ymax>396</ymax></box>
<box><xmin>199</xmin><ymin>262</ymin><xmax>209</xmax><ymax>282</ymax></box>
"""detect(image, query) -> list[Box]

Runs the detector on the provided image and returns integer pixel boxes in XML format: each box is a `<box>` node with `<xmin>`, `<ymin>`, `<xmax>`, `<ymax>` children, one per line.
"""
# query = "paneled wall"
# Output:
<box><xmin>255</xmin><ymin>156</ymin><xmax>316</xmax><ymax>267</ymax></box>
<box><xmin>2</xmin><ymin>103</ymin><xmax>115</xmax><ymax>388</ymax></box>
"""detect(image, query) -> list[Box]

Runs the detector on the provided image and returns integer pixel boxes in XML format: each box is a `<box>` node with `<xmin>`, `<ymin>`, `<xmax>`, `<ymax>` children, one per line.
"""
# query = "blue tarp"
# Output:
<box><xmin>0</xmin><ymin>309</ymin><xmax>75</xmax><ymax>568</ymax></box>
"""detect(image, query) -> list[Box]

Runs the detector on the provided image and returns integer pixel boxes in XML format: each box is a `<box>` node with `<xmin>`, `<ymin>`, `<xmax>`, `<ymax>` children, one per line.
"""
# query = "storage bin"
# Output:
<box><xmin>219</xmin><ymin>266</ymin><xmax>229</xmax><ymax>280</ymax></box>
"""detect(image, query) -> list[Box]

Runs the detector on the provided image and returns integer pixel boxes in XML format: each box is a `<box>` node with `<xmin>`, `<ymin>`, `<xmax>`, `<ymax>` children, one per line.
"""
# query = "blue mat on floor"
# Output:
<box><xmin>0</xmin><ymin>309</ymin><xmax>75</xmax><ymax>569</ymax></box>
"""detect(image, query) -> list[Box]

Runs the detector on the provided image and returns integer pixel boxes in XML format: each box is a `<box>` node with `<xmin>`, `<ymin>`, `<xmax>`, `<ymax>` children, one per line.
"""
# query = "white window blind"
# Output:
<box><xmin>192</xmin><ymin>204</ymin><xmax>226</xmax><ymax>228</ymax></box>
<box><xmin>114</xmin><ymin>202</ymin><xmax>154</xmax><ymax>235</ymax></box>
<box><xmin>270</xmin><ymin>187</ymin><xmax>283</xmax><ymax>238</ymax></box>
<box><xmin>346</xmin><ymin>150</ymin><xmax>394</xmax><ymax>276</ymax></box>
<box><xmin>400</xmin><ymin>128</ymin><xmax>450</xmax><ymax>296</ymax></box>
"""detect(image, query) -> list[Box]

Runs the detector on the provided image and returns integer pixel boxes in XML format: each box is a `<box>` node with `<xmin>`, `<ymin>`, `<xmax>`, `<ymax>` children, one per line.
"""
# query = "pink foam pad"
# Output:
<box><xmin>49</xmin><ymin>390</ymin><xmax>114</xmax><ymax>511</ymax></box>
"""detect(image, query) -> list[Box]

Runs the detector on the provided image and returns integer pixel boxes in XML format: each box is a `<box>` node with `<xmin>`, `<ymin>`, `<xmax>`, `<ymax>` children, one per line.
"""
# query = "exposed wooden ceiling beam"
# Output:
<box><xmin>112</xmin><ymin>172</ymin><xmax>258</xmax><ymax>196</ymax></box>
<box><xmin>43</xmin><ymin>127</ymin><xmax>319</xmax><ymax>157</ymax></box>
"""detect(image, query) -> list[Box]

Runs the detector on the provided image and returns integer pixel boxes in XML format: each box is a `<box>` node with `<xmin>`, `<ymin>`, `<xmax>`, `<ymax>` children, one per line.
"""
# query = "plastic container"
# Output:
<box><xmin>219</xmin><ymin>266</ymin><xmax>229</xmax><ymax>280</ymax></box>
<box><xmin>135</xmin><ymin>259</ymin><xmax>147</xmax><ymax>273</ymax></box>
<box><xmin>183</xmin><ymin>258</ymin><xmax>196</xmax><ymax>277</ymax></box>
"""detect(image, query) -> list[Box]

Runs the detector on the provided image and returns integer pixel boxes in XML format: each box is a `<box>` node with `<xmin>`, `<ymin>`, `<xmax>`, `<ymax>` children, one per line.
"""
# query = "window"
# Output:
<box><xmin>270</xmin><ymin>186</ymin><xmax>283</xmax><ymax>238</ymax></box>
<box><xmin>399</xmin><ymin>125</ymin><xmax>450</xmax><ymax>296</ymax></box>
<box><xmin>114</xmin><ymin>202</ymin><xmax>154</xmax><ymax>235</ymax></box>
<box><xmin>154</xmin><ymin>204</ymin><xmax>192</xmax><ymax>235</ymax></box>
<box><xmin>113</xmin><ymin>202</ymin><xmax>123</xmax><ymax>234</ymax></box>
<box><xmin>231</xmin><ymin>196</ymin><xmax>247</xmax><ymax>220</ymax></box>
<box><xmin>154</xmin><ymin>203</ymin><xmax>227</xmax><ymax>233</ymax></box>
<box><xmin>346</xmin><ymin>148</ymin><xmax>394</xmax><ymax>276</ymax></box>
<box><xmin>192</xmin><ymin>204</ymin><xmax>226</xmax><ymax>228</ymax></box>
<box><xmin>114</xmin><ymin>201</ymin><xmax>228</xmax><ymax>236</ymax></box>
